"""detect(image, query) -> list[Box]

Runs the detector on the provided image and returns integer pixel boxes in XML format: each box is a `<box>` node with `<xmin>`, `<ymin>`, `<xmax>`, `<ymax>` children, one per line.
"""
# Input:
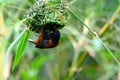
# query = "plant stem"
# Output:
<box><xmin>67</xmin><ymin>7</ymin><xmax>120</xmax><ymax>66</ymax></box>
<box><xmin>99</xmin><ymin>6</ymin><xmax>120</xmax><ymax>36</ymax></box>
<box><xmin>77</xmin><ymin>52</ymin><xmax>88</xmax><ymax>67</ymax></box>
<box><xmin>95</xmin><ymin>34</ymin><xmax>120</xmax><ymax>66</ymax></box>
<box><xmin>67</xmin><ymin>7</ymin><xmax>96</xmax><ymax>36</ymax></box>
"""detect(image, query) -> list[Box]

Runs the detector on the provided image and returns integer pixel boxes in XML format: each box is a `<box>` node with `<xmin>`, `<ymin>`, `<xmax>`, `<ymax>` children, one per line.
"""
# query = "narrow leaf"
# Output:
<box><xmin>5</xmin><ymin>28</ymin><xmax>28</xmax><ymax>61</ymax></box>
<box><xmin>12</xmin><ymin>29</ymin><xmax>29</xmax><ymax>70</ymax></box>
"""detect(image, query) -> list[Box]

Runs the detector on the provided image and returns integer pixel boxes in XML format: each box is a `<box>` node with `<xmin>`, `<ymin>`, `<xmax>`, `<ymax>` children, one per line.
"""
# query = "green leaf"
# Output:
<box><xmin>5</xmin><ymin>28</ymin><xmax>28</xmax><ymax>61</ymax></box>
<box><xmin>12</xmin><ymin>29</ymin><xmax>29</xmax><ymax>70</ymax></box>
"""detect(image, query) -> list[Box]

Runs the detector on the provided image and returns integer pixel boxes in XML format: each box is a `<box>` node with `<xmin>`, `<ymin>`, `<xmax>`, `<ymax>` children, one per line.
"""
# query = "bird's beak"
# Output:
<box><xmin>28</xmin><ymin>39</ymin><xmax>35</xmax><ymax>44</ymax></box>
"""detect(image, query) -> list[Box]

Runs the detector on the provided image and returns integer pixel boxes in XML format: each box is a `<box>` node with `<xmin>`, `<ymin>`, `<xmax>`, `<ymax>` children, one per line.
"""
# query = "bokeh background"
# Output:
<box><xmin>0</xmin><ymin>0</ymin><xmax>120</xmax><ymax>80</ymax></box>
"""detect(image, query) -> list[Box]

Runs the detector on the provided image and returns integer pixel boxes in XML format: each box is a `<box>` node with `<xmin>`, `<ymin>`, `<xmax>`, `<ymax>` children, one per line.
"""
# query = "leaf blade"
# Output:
<box><xmin>5</xmin><ymin>28</ymin><xmax>28</xmax><ymax>61</ymax></box>
<box><xmin>12</xmin><ymin>29</ymin><xmax>29</xmax><ymax>70</ymax></box>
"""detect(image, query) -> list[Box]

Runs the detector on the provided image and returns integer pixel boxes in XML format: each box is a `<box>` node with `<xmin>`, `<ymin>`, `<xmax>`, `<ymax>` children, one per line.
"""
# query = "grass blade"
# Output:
<box><xmin>12</xmin><ymin>29</ymin><xmax>29</xmax><ymax>70</ymax></box>
<box><xmin>5</xmin><ymin>28</ymin><xmax>28</xmax><ymax>61</ymax></box>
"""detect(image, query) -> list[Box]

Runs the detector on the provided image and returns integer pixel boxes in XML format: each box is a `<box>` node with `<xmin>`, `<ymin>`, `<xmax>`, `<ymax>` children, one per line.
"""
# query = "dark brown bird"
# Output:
<box><xmin>29</xmin><ymin>26</ymin><xmax>60</xmax><ymax>49</ymax></box>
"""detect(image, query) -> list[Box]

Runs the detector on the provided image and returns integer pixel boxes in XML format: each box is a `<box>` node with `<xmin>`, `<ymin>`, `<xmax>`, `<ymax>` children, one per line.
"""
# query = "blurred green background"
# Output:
<box><xmin>0</xmin><ymin>0</ymin><xmax>120</xmax><ymax>80</ymax></box>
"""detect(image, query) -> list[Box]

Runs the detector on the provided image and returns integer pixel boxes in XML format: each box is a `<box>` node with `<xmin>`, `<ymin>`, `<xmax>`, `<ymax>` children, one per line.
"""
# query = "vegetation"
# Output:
<box><xmin>0</xmin><ymin>0</ymin><xmax>120</xmax><ymax>80</ymax></box>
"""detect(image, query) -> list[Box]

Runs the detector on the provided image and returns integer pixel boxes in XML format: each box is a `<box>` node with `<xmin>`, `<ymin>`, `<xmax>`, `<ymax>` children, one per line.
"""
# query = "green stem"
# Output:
<box><xmin>95</xmin><ymin>34</ymin><xmax>120</xmax><ymax>66</ymax></box>
<box><xmin>67</xmin><ymin>7</ymin><xmax>120</xmax><ymax>66</ymax></box>
<box><xmin>67</xmin><ymin>7</ymin><xmax>96</xmax><ymax>36</ymax></box>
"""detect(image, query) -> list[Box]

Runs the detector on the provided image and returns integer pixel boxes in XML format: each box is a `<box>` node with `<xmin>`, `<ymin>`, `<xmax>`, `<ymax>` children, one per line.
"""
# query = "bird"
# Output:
<box><xmin>29</xmin><ymin>26</ymin><xmax>60</xmax><ymax>49</ymax></box>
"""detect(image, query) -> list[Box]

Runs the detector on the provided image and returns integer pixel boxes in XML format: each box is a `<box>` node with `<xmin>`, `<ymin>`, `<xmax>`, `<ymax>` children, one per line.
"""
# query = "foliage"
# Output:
<box><xmin>12</xmin><ymin>28</ymin><xmax>29</xmax><ymax>70</ymax></box>
<box><xmin>1</xmin><ymin>0</ymin><xmax>120</xmax><ymax>80</ymax></box>
<box><xmin>24</xmin><ymin>0</ymin><xmax>69</xmax><ymax>33</ymax></box>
